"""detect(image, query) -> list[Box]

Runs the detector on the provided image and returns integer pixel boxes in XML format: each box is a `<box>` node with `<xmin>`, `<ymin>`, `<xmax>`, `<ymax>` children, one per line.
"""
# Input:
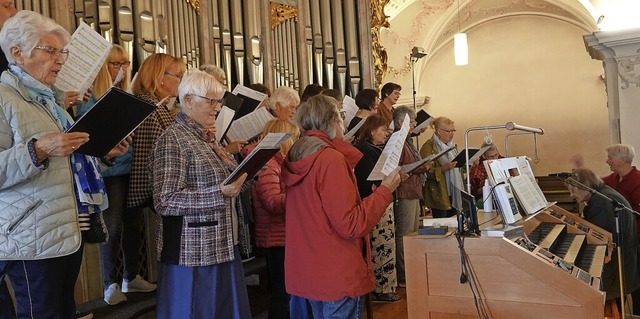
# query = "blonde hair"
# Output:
<box><xmin>93</xmin><ymin>44</ymin><xmax>130</xmax><ymax>99</ymax></box>
<box><xmin>260</xmin><ymin>119</ymin><xmax>300</xmax><ymax>155</ymax></box>
<box><xmin>132</xmin><ymin>53</ymin><xmax>186</xmax><ymax>100</ymax></box>
<box><xmin>431</xmin><ymin>116</ymin><xmax>454</xmax><ymax>130</ymax></box>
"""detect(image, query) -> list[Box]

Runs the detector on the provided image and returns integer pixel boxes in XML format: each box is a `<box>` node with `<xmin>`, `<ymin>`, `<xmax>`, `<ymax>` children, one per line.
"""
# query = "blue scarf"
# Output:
<box><xmin>11</xmin><ymin>65</ymin><xmax>108</xmax><ymax>213</ymax></box>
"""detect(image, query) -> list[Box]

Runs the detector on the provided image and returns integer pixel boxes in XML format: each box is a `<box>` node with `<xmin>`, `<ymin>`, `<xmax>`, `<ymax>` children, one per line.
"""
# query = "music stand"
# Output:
<box><xmin>463</xmin><ymin>122</ymin><xmax>544</xmax><ymax>194</ymax></box>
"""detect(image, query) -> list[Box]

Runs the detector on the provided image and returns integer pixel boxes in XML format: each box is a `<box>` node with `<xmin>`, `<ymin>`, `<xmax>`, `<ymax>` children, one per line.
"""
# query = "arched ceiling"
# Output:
<box><xmin>381</xmin><ymin>0</ymin><xmax>598</xmax><ymax>69</ymax></box>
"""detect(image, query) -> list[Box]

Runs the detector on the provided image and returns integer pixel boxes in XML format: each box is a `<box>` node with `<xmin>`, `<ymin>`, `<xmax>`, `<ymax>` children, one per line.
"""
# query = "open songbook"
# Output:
<box><xmin>367</xmin><ymin>114</ymin><xmax>410</xmax><ymax>181</ymax></box>
<box><xmin>226</xmin><ymin>107</ymin><xmax>275</xmax><ymax>143</ymax></box>
<box><xmin>400</xmin><ymin>146</ymin><xmax>456</xmax><ymax>174</ymax></box>
<box><xmin>342</xmin><ymin>95</ymin><xmax>358</xmax><ymax>128</ymax></box>
<box><xmin>343</xmin><ymin>118</ymin><xmax>366</xmax><ymax>141</ymax></box>
<box><xmin>412</xmin><ymin>110</ymin><xmax>434</xmax><ymax>135</ymax></box>
<box><xmin>222</xmin><ymin>132</ymin><xmax>293</xmax><ymax>185</ymax></box>
<box><xmin>232</xmin><ymin>84</ymin><xmax>268</xmax><ymax>119</ymax></box>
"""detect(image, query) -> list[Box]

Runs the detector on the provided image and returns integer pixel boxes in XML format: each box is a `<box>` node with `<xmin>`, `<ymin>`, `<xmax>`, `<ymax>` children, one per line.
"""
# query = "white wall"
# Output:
<box><xmin>384</xmin><ymin>15</ymin><xmax>611</xmax><ymax>176</ymax></box>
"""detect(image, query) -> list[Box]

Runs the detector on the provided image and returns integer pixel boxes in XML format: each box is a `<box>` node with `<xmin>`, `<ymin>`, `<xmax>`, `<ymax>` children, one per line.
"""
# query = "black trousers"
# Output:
<box><xmin>0</xmin><ymin>243</ymin><xmax>83</xmax><ymax>319</ymax></box>
<box><xmin>265</xmin><ymin>246</ymin><xmax>290</xmax><ymax>319</ymax></box>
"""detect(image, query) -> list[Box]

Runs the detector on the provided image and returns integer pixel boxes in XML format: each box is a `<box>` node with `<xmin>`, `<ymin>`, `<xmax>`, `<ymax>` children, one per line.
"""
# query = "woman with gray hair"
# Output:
<box><xmin>567</xmin><ymin>168</ymin><xmax>640</xmax><ymax>305</ymax></box>
<box><xmin>391</xmin><ymin>106</ymin><xmax>432</xmax><ymax>287</ymax></box>
<box><xmin>282</xmin><ymin>94</ymin><xmax>401</xmax><ymax>317</ymax></box>
<box><xmin>269</xmin><ymin>86</ymin><xmax>300</xmax><ymax>121</ymax></box>
<box><xmin>149</xmin><ymin>69</ymin><xmax>251</xmax><ymax>318</ymax></box>
<box><xmin>0</xmin><ymin>10</ymin><xmax>129</xmax><ymax>318</ymax></box>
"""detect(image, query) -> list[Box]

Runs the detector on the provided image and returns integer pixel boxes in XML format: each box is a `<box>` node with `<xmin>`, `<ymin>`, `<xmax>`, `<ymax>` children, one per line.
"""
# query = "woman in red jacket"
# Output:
<box><xmin>282</xmin><ymin>95</ymin><xmax>401</xmax><ymax>318</ymax></box>
<box><xmin>252</xmin><ymin>119</ymin><xmax>300</xmax><ymax>319</ymax></box>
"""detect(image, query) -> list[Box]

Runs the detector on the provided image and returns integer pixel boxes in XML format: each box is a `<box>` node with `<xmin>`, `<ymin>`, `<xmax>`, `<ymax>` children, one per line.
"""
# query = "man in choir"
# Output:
<box><xmin>602</xmin><ymin>144</ymin><xmax>640</xmax><ymax>315</ymax></box>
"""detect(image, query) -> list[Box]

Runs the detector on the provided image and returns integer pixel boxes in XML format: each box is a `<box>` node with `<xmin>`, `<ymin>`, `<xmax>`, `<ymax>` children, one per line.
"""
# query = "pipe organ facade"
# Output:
<box><xmin>20</xmin><ymin>0</ymin><xmax>382</xmax><ymax>95</ymax></box>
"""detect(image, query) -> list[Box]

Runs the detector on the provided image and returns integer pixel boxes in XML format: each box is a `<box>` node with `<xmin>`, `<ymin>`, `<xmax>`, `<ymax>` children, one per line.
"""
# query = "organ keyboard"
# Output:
<box><xmin>508</xmin><ymin>205</ymin><xmax>612</xmax><ymax>292</ymax></box>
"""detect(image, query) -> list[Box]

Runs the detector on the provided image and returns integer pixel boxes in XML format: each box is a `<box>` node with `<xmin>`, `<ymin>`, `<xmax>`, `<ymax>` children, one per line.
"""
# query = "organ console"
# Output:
<box><xmin>405</xmin><ymin>205</ymin><xmax>611</xmax><ymax>319</ymax></box>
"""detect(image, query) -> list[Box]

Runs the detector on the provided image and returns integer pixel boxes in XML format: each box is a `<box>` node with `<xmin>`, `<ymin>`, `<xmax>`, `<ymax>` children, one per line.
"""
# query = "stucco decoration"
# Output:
<box><xmin>371</xmin><ymin>0</ymin><xmax>391</xmax><ymax>90</ymax></box>
<box><xmin>618</xmin><ymin>57</ymin><xmax>640</xmax><ymax>89</ymax></box>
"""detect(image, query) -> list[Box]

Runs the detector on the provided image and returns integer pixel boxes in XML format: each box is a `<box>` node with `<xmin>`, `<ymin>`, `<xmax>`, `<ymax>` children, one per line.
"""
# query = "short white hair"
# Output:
<box><xmin>269</xmin><ymin>86</ymin><xmax>300</xmax><ymax>111</ymax></box>
<box><xmin>0</xmin><ymin>11</ymin><xmax>70</xmax><ymax>64</ymax></box>
<box><xmin>607</xmin><ymin>144</ymin><xmax>635</xmax><ymax>163</ymax></box>
<box><xmin>178</xmin><ymin>69</ymin><xmax>225</xmax><ymax>104</ymax></box>
<box><xmin>198</xmin><ymin>64</ymin><xmax>226</xmax><ymax>83</ymax></box>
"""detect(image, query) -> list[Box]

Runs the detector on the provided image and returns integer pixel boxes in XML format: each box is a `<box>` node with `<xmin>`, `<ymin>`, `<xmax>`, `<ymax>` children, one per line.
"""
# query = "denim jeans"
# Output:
<box><xmin>305</xmin><ymin>295</ymin><xmax>364</xmax><ymax>319</ymax></box>
<box><xmin>99</xmin><ymin>175</ymin><xmax>144</xmax><ymax>287</ymax></box>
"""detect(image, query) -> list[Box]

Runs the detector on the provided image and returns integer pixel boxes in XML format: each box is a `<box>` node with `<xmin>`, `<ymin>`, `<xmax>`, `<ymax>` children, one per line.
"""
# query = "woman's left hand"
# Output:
<box><xmin>221</xmin><ymin>173</ymin><xmax>247</xmax><ymax>197</ymax></box>
<box><xmin>105</xmin><ymin>134</ymin><xmax>133</xmax><ymax>160</ymax></box>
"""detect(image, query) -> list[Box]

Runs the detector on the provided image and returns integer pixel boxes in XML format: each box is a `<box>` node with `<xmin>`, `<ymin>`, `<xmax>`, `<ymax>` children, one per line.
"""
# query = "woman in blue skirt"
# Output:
<box><xmin>149</xmin><ymin>69</ymin><xmax>253</xmax><ymax>318</ymax></box>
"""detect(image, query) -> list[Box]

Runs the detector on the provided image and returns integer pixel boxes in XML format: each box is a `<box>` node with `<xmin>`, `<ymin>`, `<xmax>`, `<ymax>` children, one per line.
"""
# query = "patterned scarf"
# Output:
<box><xmin>175</xmin><ymin>112</ymin><xmax>238</xmax><ymax>172</ymax></box>
<box><xmin>11</xmin><ymin>65</ymin><xmax>108</xmax><ymax>213</ymax></box>
<box><xmin>433</xmin><ymin>133</ymin><xmax>463</xmax><ymax>210</ymax></box>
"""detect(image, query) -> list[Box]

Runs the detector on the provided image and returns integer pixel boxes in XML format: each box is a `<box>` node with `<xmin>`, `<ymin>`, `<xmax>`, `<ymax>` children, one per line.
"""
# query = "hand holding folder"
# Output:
<box><xmin>66</xmin><ymin>88</ymin><xmax>156</xmax><ymax>157</ymax></box>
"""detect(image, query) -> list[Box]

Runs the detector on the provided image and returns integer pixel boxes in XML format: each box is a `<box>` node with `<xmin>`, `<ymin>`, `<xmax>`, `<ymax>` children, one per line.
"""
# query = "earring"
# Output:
<box><xmin>161</xmin><ymin>81</ymin><xmax>164</xmax><ymax>85</ymax></box>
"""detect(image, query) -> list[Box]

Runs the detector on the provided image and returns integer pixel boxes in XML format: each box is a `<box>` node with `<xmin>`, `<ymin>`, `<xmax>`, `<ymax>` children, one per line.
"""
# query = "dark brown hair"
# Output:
<box><xmin>355</xmin><ymin>115</ymin><xmax>389</xmax><ymax>143</ymax></box>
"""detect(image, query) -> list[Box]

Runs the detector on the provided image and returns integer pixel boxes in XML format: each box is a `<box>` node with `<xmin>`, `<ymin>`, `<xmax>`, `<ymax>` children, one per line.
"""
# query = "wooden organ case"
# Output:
<box><xmin>404</xmin><ymin>205</ymin><xmax>612</xmax><ymax>319</ymax></box>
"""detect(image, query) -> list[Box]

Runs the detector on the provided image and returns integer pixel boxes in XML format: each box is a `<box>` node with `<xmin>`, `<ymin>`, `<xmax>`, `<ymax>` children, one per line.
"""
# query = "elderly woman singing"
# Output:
<box><xmin>0</xmin><ymin>11</ymin><xmax>128</xmax><ymax>318</ymax></box>
<box><xmin>149</xmin><ymin>70</ymin><xmax>252</xmax><ymax>318</ymax></box>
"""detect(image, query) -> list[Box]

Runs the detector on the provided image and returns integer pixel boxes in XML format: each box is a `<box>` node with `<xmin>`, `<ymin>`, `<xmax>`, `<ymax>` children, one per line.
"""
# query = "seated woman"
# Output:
<box><xmin>149</xmin><ymin>70</ymin><xmax>252</xmax><ymax>318</ymax></box>
<box><xmin>567</xmin><ymin>168</ymin><xmax>640</xmax><ymax>304</ymax></box>
<box><xmin>282</xmin><ymin>95</ymin><xmax>401</xmax><ymax>317</ymax></box>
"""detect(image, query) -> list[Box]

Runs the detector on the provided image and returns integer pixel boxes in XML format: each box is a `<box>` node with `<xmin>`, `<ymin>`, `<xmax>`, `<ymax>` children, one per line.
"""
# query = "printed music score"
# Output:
<box><xmin>56</xmin><ymin>22</ymin><xmax>112</xmax><ymax>99</ymax></box>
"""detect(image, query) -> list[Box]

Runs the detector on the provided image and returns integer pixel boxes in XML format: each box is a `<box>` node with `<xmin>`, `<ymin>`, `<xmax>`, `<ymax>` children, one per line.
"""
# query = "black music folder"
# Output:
<box><xmin>452</xmin><ymin>146</ymin><xmax>490</xmax><ymax>168</ymax></box>
<box><xmin>222</xmin><ymin>133</ymin><xmax>292</xmax><ymax>185</ymax></box>
<box><xmin>67</xmin><ymin>87</ymin><xmax>156</xmax><ymax>157</ymax></box>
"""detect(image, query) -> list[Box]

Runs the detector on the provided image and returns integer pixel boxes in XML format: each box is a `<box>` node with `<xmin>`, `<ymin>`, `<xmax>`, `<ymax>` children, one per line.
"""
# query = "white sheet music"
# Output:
<box><xmin>508</xmin><ymin>175</ymin><xmax>548</xmax><ymax>215</ymax></box>
<box><xmin>56</xmin><ymin>23</ymin><xmax>112</xmax><ymax>98</ymax></box>
<box><xmin>232</xmin><ymin>84</ymin><xmax>267</xmax><ymax>104</ymax></box>
<box><xmin>412</xmin><ymin>117</ymin><xmax>434</xmax><ymax>135</ymax></box>
<box><xmin>367</xmin><ymin>114</ymin><xmax>410</xmax><ymax>181</ymax></box>
<box><xmin>342</xmin><ymin>95</ymin><xmax>358</xmax><ymax>127</ymax></box>
<box><xmin>215</xmin><ymin>106</ymin><xmax>235</xmax><ymax>142</ymax></box>
<box><xmin>226</xmin><ymin>107</ymin><xmax>275</xmax><ymax>142</ymax></box>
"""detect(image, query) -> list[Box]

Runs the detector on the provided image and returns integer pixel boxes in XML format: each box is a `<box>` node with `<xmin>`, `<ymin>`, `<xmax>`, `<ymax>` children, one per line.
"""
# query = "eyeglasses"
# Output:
<box><xmin>339</xmin><ymin>110</ymin><xmax>346</xmax><ymax>120</ymax></box>
<box><xmin>33</xmin><ymin>45</ymin><xmax>69</xmax><ymax>61</ymax></box>
<box><xmin>164</xmin><ymin>72</ymin><xmax>183</xmax><ymax>80</ymax></box>
<box><xmin>438</xmin><ymin>128</ymin><xmax>456</xmax><ymax>134</ymax></box>
<box><xmin>191</xmin><ymin>94</ymin><xmax>224</xmax><ymax>107</ymax></box>
<box><xmin>109</xmin><ymin>61</ymin><xmax>131</xmax><ymax>68</ymax></box>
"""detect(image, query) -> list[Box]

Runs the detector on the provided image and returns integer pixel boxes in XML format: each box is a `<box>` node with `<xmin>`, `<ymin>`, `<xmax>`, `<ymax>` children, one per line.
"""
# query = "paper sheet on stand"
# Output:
<box><xmin>367</xmin><ymin>114</ymin><xmax>410</xmax><ymax>181</ymax></box>
<box><xmin>56</xmin><ymin>23</ymin><xmax>112</xmax><ymax>98</ymax></box>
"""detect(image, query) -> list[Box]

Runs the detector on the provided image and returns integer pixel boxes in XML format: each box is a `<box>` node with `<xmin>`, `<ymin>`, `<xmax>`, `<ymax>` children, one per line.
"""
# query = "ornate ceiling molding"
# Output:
<box><xmin>270</xmin><ymin>2</ymin><xmax>298</xmax><ymax>29</ymax></box>
<box><xmin>187</xmin><ymin>0</ymin><xmax>200</xmax><ymax>14</ymax></box>
<box><xmin>382</xmin><ymin>0</ymin><xmax>597</xmax><ymax>78</ymax></box>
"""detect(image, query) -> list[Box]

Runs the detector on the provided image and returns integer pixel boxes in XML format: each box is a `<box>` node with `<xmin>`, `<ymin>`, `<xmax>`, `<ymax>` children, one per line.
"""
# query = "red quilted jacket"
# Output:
<box><xmin>251</xmin><ymin>152</ymin><xmax>287</xmax><ymax>247</ymax></box>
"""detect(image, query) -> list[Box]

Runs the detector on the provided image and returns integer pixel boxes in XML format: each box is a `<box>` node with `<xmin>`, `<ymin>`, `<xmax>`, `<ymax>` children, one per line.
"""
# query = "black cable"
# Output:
<box><xmin>455</xmin><ymin>233</ymin><xmax>490</xmax><ymax>319</ymax></box>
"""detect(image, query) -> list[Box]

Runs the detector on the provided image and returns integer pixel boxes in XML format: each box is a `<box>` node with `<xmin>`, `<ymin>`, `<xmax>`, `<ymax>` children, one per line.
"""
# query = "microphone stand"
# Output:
<box><xmin>563</xmin><ymin>177</ymin><xmax>640</xmax><ymax>319</ymax></box>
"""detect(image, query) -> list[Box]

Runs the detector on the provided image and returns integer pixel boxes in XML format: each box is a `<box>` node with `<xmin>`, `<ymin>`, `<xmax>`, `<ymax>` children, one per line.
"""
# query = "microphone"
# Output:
<box><xmin>549</xmin><ymin>172</ymin><xmax>575</xmax><ymax>179</ymax></box>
